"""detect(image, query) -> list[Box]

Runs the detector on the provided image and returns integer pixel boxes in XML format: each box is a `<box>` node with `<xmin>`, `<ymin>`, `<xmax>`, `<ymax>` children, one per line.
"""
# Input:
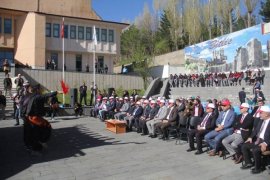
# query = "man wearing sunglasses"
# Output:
<box><xmin>205</xmin><ymin>98</ymin><xmax>235</xmax><ymax>156</ymax></box>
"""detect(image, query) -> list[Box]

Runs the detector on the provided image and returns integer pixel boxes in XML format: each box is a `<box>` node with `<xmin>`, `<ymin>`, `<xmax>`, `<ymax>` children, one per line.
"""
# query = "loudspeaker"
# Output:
<box><xmin>70</xmin><ymin>88</ymin><xmax>78</xmax><ymax>107</ymax></box>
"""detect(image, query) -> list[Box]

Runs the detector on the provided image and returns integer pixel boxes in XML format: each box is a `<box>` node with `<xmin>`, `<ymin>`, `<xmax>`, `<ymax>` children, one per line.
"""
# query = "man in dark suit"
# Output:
<box><xmin>186</xmin><ymin>103</ymin><xmax>218</xmax><ymax>155</ymax></box>
<box><xmin>238</xmin><ymin>87</ymin><xmax>246</xmax><ymax>105</ymax></box>
<box><xmin>253</xmin><ymin>89</ymin><xmax>265</xmax><ymax>104</ymax></box>
<box><xmin>205</xmin><ymin>99</ymin><xmax>235</xmax><ymax>156</ymax></box>
<box><xmin>139</xmin><ymin>100</ymin><xmax>159</xmax><ymax>135</ymax></box>
<box><xmin>156</xmin><ymin>99</ymin><xmax>179</xmax><ymax>140</ymax></box>
<box><xmin>125</xmin><ymin>101</ymin><xmax>143</xmax><ymax>131</ymax></box>
<box><xmin>222</xmin><ymin>103</ymin><xmax>254</xmax><ymax>164</ymax></box>
<box><xmin>251</xmin><ymin>100</ymin><xmax>264</xmax><ymax>130</ymax></box>
<box><xmin>241</xmin><ymin>106</ymin><xmax>270</xmax><ymax>174</ymax></box>
<box><xmin>79</xmin><ymin>82</ymin><xmax>87</xmax><ymax>105</ymax></box>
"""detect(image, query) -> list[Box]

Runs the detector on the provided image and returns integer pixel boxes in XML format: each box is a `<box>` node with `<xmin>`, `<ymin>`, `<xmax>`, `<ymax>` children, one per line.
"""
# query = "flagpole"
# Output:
<box><xmin>93</xmin><ymin>26</ymin><xmax>97</xmax><ymax>105</ymax></box>
<box><xmin>62</xmin><ymin>17</ymin><xmax>65</xmax><ymax>105</ymax></box>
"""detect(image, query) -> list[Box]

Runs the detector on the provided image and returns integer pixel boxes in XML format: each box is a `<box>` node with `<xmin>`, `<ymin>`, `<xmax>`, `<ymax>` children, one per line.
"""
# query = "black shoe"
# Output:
<box><xmin>159</xmin><ymin>136</ymin><xmax>165</xmax><ymax>139</ymax></box>
<box><xmin>195</xmin><ymin>150</ymin><xmax>203</xmax><ymax>155</ymax></box>
<box><xmin>251</xmin><ymin>168</ymin><xmax>261</xmax><ymax>174</ymax></box>
<box><xmin>186</xmin><ymin>148</ymin><xmax>196</xmax><ymax>152</ymax></box>
<box><xmin>14</xmin><ymin>123</ymin><xmax>19</xmax><ymax>126</ymax></box>
<box><xmin>151</xmin><ymin>134</ymin><xmax>157</xmax><ymax>138</ymax></box>
<box><xmin>241</xmin><ymin>163</ymin><xmax>253</xmax><ymax>170</ymax></box>
<box><xmin>141</xmin><ymin>133</ymin><xmax>147</xmax><ymax>136</ymax></box>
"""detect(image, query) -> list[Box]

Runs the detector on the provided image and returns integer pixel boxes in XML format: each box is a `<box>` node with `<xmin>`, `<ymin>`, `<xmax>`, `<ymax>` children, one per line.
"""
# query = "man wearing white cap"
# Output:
<box><xmin>187</xmin><ymin>103</ymin><xmax>218</xmax><ymax>155</ymax></box>
<box><xmin>146</xmin><ymin>99</ymin><xmax>168</xmax><ymax>138</ymax></box>
<box><xmin>222</xmin><ymin>103</ymin><xmax>254</xmax><ymax>163</ymax></box>
<box><xmin>114</xmin><ymin>97</ymin><xmax>130</xmax><ymax>119</ymax></box>
<box><xmin>156</xmin><ymin>99</ymin><xmax>178</xmax><ymax>140</ymax></box>
<box><xmin>241</xmin><ymin>106</ymin><xmax>270</xmax><ymax>174</ymax></box>
<box><xmin>124</xmin><ymin>101</ymin><xmax>143</xmax><ymax>131</ymax></box>
<box><xmin>139</xmin><ymin>100</ymin><xmax>159</xmax><ymax>135</ymax></box>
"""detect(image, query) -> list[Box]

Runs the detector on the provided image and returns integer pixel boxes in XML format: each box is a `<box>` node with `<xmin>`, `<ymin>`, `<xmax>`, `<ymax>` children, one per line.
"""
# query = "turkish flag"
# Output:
<box><xmin>60</xmin><ymin>80</ymin><xmax>69</xmax><ymax>94</ymax></box>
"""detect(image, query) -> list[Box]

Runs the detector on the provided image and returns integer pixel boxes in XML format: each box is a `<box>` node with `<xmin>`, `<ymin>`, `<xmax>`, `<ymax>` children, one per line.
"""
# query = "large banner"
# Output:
<box><xmin>184</xmin><ymin>24</ymin><xmax>270</xmax><ymax>73</ymax></box>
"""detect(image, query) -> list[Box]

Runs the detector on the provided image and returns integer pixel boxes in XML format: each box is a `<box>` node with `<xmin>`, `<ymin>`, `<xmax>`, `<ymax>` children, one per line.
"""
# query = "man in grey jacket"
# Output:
<box><xmin>146</xmin><ymin>99</ymin><xmax>168</xmax><ymax>138</ymax></box>
<box><xmin>114</xmin><ymin>97</ymin><xmax>130</xmax><ymax>119</ymax></box>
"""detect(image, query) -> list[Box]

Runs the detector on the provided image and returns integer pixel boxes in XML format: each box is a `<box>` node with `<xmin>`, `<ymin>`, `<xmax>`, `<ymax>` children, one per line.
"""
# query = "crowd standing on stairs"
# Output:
<box><xmin>169</xmin><ymin>69</ymin><xmax>265</xmax><ymax>88</ymax></box>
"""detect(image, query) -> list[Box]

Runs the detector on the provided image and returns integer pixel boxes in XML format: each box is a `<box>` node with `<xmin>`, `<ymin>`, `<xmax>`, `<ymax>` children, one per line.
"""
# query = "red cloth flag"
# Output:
<box><xmin>61</xmin><ymin>18</ymin><xmax>64</xmax><ymax>38</ymax></box>
<box><xmin>60</xmin><ymin>80</ymin><xmax>69</xmax><ymax>94</ymax></box>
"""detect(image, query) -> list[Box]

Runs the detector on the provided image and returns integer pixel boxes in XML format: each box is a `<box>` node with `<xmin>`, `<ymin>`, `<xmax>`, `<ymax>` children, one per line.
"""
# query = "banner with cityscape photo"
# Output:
<box><xmin>184</xmin><ymin>24</ymin><xmax>270</xmax><ymax>73</ymax></box>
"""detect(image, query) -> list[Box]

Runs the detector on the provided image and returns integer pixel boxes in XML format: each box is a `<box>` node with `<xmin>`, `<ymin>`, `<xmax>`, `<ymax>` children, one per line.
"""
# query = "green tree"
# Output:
<box><xmin>260</xmin><ymin>0</ymin><xmax>270</xmax><ymax>22</ymax></box>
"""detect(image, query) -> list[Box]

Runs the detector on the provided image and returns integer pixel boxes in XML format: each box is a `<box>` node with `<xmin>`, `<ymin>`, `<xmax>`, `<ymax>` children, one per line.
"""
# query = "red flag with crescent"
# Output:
<box><xmin>60</xmin><ymin>80</ymin><xmax>69</xmax><ymax>94</ymax></box>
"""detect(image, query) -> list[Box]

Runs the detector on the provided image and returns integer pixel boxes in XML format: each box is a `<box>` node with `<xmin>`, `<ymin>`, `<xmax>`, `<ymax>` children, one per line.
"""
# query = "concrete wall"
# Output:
<box><xmin>15</xmin><ymin>12</ymin><xmax>46</xmax><ymax>68</ymax></box>
<box><xmin>153</xmin><ymin>49</ymin><xmax>185</xmax><ymax>66</ymax></box>
<box><xmin>0</xmin><ymin>0</ymin><xmax>100</xmax><ymax>20</ymax></box>
<box><xmin>17</xmin><ymin>68</ymin><xmax>144</xmax><ymax>91</ymax></box>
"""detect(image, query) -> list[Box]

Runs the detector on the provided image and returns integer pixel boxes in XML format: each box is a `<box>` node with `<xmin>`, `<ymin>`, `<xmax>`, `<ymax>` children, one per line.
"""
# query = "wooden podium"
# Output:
<box><xmin>105</xmin><ymin>119</ymin><xmax>126</xmax><ymax>134</ymax></box>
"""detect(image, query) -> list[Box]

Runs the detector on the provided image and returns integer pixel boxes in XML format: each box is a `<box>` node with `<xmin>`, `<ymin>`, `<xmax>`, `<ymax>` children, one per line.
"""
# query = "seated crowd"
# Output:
<box><xmin>89</xmin><ymin>95</ymin><xmax>270</xmax><ymax>175</ymax></box>
<box><xmin>169</xmin><ymin>68</ymin><xmax>265</xmax><ymax>88</ymax></box>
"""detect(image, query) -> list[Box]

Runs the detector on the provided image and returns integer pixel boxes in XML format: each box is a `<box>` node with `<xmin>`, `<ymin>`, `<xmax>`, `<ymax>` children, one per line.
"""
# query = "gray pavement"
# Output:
<box><xmin>0</xmin><ymin>116</ymin><xmax>269</xmax><ymax>180</ymax></box>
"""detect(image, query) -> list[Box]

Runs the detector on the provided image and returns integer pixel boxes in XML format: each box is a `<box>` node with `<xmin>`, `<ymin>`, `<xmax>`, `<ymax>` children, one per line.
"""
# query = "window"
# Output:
<box><xmin>4</xmin><ymin>18</ymin><xmax>12</xmax><ymax>34</ymax></box>
<box><xmin>53</xmin><ymin>24</ymin><xmax>60</xmax><ymax>38</ymax></box>
<box><xmin>64</xmin><ymin>25</ymin><xmax>68</xmax><ymax>38</ymax></box>
<box><xmin>70</xmin><ymin>25</ymin><xmax>76</xmax><ymax>39</ymax></box>
<box><xmin>101</xmin><ymin>29</ymin><xmax>107</xmax><ymax>42</ymax></box>
<box><xmin>86</xmin><ymin>27</ymin><xmax>92</xmax><ymax>40</ymax></box>
<box><xmin>78</xmin><ymin>26</ymin><xmax>84</xmax><ymax>40</ymax></box>
<box><xmin>96</xmin><ymin>28</ymin><xmax>100</xmax><ymax>41</ymax></box>
<box><xmin>108</xmin><ymin>30</ymin><xmax>114</xmax><ymax>43</ymax></box>
<box><xmin>46</xmin><ymin>23</ymin><xmax>51</xmax><ymax>37</ymax></box>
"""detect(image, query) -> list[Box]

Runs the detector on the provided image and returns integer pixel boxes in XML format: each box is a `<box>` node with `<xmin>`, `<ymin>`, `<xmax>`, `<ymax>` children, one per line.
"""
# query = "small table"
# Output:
<box><xmin>105</xmin><ymin>119</ymin><xmax>126</xmax><ymax>134</ymax></box>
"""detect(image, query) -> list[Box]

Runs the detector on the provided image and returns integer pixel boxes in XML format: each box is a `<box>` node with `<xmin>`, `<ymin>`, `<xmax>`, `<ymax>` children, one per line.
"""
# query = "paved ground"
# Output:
<box><xmin>0</xmin><ymin>116</ymin><xmax>269</xmax><ymax>180</ymax></box>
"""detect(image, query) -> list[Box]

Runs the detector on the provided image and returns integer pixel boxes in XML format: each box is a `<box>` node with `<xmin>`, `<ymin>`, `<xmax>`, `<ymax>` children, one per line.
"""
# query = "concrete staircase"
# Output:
<box><xmin>168</xmin><ymin>71</ymin><xmax>270</xmax><ymax>106</ymax></box>
<box><xmin>0</xmin><ymin>72</ymin><xmax>17</xmax><ymax>118</ymax></box>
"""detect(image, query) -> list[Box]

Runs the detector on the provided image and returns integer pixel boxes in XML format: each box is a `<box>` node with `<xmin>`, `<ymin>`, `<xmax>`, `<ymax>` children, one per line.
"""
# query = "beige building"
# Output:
<box><xmin>0</xmin><ymin>0</ymin><xmax>128</xmax><ymax>73</ymax></box>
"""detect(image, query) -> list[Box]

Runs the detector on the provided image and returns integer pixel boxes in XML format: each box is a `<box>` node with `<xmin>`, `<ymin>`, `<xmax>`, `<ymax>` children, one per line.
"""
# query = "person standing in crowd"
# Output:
<box><xmin>14</xmin><ymin>74</ymin><xmax>24</xmax><ymax>93</ymax></box>
<box><xmin>90</xmin><ymin>82</ymin><xmax>97</xmax><ymax>106</ymax></box>
<box><xmin>46</xmin><ymin>59</ymin><xmax>52</xmax><ymax>70</ymax></box>
<box><xmin>205</xmin><ymin>98</ymin><xmax>235</xmax><ymax>156</ymax></box>
<box><xmin>3</xmin><ymin>59</ymin><xmax>10</xmax><ymax>75</ymax></box>
<box><xmin>0</xmin><ymin>90</ymin><xmax>6</xmax><ymax>120</ymax></box>
<box><xmin>3</xmin><ymin>73</ymin><xmax>12</xmax><ymax>98</ymax></box>
<box><xmin>104</xmin><ymin>64</ymin><xmax>108</xmax><ymax>74</ymax></box>
<box><xmin>24</xmin><ymin>84</ymin><xmax>59</xmax><ymax>155</ymax></box>
<box><xmin>261</xmin><ymin>68</ymin><xmax>265</xmax><ymax>85</ymax></box>
<box><xmin>241</xmin><ymin>106</ymin><xmax>270</xmax><ymax>174</ymax></box>
<box><xmin>13</xmin><ymin>93</ymin><xmax>21</xmax><ymax>126</ymax></box>
<box><xmin>222</xmin><ymin>103</ymin><xmax>254</xmax><ymax>164</ymax></box>
<box><xmin>131</xmin><ymin>89</ymin><xmax>138</xmax><ymax>100</ymax></box>
<box><xmin>49</xmin><ymin>95</ymin><xmax>59</xmax><ymax>120</ymax></box>
<box><xmin>79</xmin><ymin>82</ymin><xmax>87</xmax><ymax>106</ymax></box>
<box><xmin>253</xmin><ymin>89</ymin><xmax>265</xmax><ymax>104</ymax></box>
<box><xmin>238</xmin><ymin>87</ymin><xmax>246</xmax><ymax>105</ymax></box>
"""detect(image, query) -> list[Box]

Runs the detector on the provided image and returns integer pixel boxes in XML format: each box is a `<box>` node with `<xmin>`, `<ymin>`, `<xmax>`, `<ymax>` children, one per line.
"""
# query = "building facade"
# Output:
<box><xmin>0</xmin><ymin>0</ymin><xmax>128</xmax><ymax>73</ymax></box>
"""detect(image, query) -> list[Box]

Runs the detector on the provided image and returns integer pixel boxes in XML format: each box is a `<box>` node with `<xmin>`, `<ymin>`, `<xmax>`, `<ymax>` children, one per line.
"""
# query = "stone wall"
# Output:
<box><xmin>17</xmin><ymin>68</ymin><xmax>144</xmax><ymax>91</ymax></box>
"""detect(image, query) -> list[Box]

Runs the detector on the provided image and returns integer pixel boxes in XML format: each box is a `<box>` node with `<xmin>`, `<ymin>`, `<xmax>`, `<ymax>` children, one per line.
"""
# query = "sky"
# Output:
<box><xmin>92</xmin><ymin>0</ymin><xmax>153</xmax><ymax>23</ymax></box>
<box><xmin>185</xmin><ymin>24</ymin><xmax>270</xmax><ymax>63</ymax></box>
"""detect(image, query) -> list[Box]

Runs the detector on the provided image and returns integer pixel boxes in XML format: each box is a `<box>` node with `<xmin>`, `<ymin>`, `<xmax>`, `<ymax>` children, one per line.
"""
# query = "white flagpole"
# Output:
<box><xmin>93</xmin><ymin>26</ymin><xmax>97</xmax><ymax>105</ymax></box>
<box><xmin>62</xmin><ymin>17</ymin><xmax>65</xmax><ymax>104</ymax></box>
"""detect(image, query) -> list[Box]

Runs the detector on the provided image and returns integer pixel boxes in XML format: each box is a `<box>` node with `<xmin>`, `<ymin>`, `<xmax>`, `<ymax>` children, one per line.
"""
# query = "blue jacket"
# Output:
<box><xmin>216</xmin><ymin>108</ymin><xmax>235</xmax><ymax>131</ymax></box>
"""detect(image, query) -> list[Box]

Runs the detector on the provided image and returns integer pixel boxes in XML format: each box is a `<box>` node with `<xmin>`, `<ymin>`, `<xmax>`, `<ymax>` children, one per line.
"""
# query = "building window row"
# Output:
<box><xmin>0</xmin><ymin>17</ymin><xmax>12</xmax><ymax>34</ymax></box>
<box><xmin>46</xmin><ymin>23</ymin><xmax>114</xmax><ymax>43</ymax></box>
